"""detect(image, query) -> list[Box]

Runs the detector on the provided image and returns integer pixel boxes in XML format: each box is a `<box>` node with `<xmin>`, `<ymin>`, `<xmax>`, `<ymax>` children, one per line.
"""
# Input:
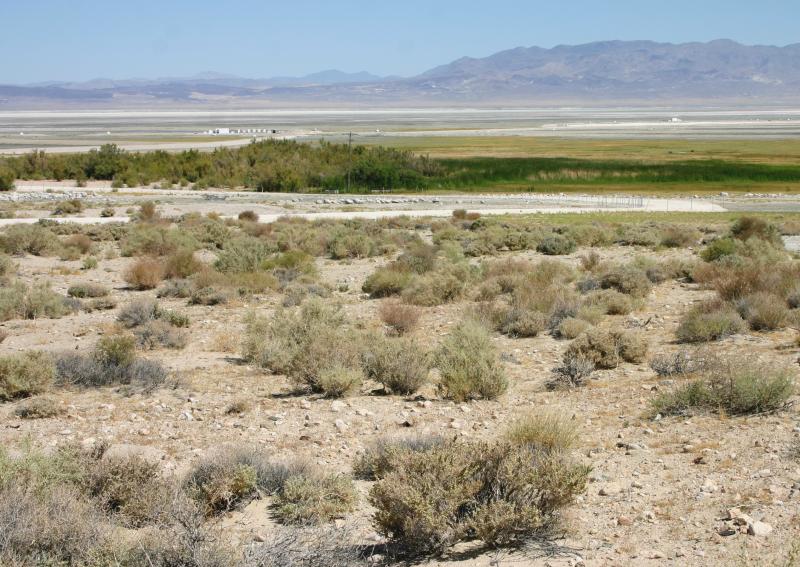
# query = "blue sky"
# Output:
<box><xmin>2</xmin><ymin>0</ymin><xmax>798</xmax><ymax>83</ymax></box>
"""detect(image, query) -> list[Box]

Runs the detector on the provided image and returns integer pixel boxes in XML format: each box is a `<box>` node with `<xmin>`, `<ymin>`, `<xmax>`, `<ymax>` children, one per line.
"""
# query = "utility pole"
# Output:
<box><xmin>346</xmin><ymin>132</ymin><xmax>352</xmax><ymax>193</ymax></box>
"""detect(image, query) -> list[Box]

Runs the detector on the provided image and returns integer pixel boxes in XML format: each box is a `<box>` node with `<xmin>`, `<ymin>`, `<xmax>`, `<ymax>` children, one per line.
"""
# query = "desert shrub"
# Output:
<box><xmin>55</xmin><ymin>337</ymin><xmax>167</xmax><ymax>391</ymax></box>
<box><xmin>0</xmin><ymin>481</ymin><xmax>116</xmax><ymax>566</ymax></box>
<box><xmin>497</xmin><ymin>307</ymin><xmax>547</xmax><ymax>337</ymax></box>
<box><xmin>701</xmin><ymin>237</ymin><xmax>737</xmax><ymax>262</ymax></box>
<box><xmin>243</xmin><ymin>300</ymin><xmax>364</xmax><ymax>397</ymax></box>
<box><xmin>730</xmin><ymin>216</ymin><xmax>782</xmax><ymax>245</ymax></box>
<box><xmin>0</xmin><ymin>224</ymin><xmax>60</xmax><ymax>256</ymax></box>
<box><xmin>369</xmin><ymin>438</ymin><xmax>589</xmax><ymax>554</ymax></box>
<box><xmin>238</xmin><ymin>210</ymin><xmax>259</xmax><ymax>222</ymax></box>
<box><xmin>362</xmin><ymin>267</ymin><xmax>412</xmax><ymax>298</ymax></box>
<box><xmin>64</xmin><ymin>233</ymin><xmax>93</xmax><ymax>255</ymax></box>
<box><xmin>616</xmin><ymin>225</ymin><xmax>661</xmax><ymax>247</ymax></box>
<box><xmin>354</xmin><ymin>434</ymin><xmax>446</xmax><ymax>480</ymax></box>
<box><xmin>137</xmin><ymin>201</ymin><xmax>159</xmax><ymax>222</ymax></box>
<box><xmin>0</xmin><ymin>253</ymin><xmax>14</xmax><ymax>279</ymax></box>
<box><xmin>214</xmin><ymin>236</ymin><xmax>273</xmax><ymax>273</ymax></box>
<box><xmin>118</xmin><ymin>298</ymin><xmax>160</xmax><ymax>328</ymax></box>
<box><xmin>676</xmin><ymin>300</ymin><xmax>746</xmax><ymax>343</ymax></box>
<box><xmin>82</xmin><ymin>256</ymin><xmax>98</xmax><ymax>269</ymax></box>
<box><xmin>737</xmin><ymin>292</ymin><xmax>788</xmax><ymax>331</ymax></box>
<box><xmin>649</xmin><ymin>350</ymin><xmax>697</xmax><ymax>377</ymax></box>
<box><xmin>67</xmin><ymin>282</ymin><xmax>109</xmax><ymax>298</ymax></box>
<box><xmin>555</xmin><ymin>317</ymin><xmax>592</xmax><ymax>340</ymax></box>
<box><xmin>162</xmin><ymin>309</ymin><xmax>190</xmax><ymax>327</ymax></box>
<box><xmin>24</xmin><ymin>283</ymin><xmax>74</xmax><ymax>320</ymax></box>
<box><xmin>0</xmin><ymin>351</ymin><xmax>55</xmax><ymax>400</ymax></box>
<box><xmin>189</xmin><ymin>286</ymin><xmax>229</xmax><ymax>306</ymax></box>
<box><xmin>52</xmin><ymin>198</ymin><xmax>84</xmax><ymax>215</ymax></box>
<box><xmin>84</xmin><ymin>453</ymin><xmax>171</xmax><ymax>528</ymax></box>
<box><xmin>244</xmin><ymin>525</ymin><xmax>363</xmax><ymax>567</ymax></box>
<box><xmin>506</xmin><ymin>412</ymin><xmax>579</xmax><ymax>453</ymax></box>
<box><xmin>120</xmin><ymin>224</ymin><xmax>197</xmax><ymax>257</ymax></box>
<box><xmin>163</xmin><ymin>248</ymin><xmax>201</xmax><ymax>279</ymax></box>
<box><xmin>125</xmin><ymin>257</ymin><xmax>164</xmax><ymax>290</ymax></box>
<box><xmin>13</xmin><ymin>396</ymin><xmax>64</xmax><ymax>419</ymax></box>
<box><xmin>100</xmin><ymin>206</ymin><xmax>116</xmax><ymax>217</ymax></box>
<box><xmin>652</xmin><ymin>354</ymin><xmax>794</xmax><ymax>417</ymax></box>
<box><xmin>565</xmin><ymin>328</ymin><xmax>648</xmax><ymax>370</ymax></box>
<box><xmin>362</xmin><ymin>335</ymin><xmax>430</xmax><ymax>395</ymax></box>
<box><xmin>599</xmin><ymin>265</ymin><xmax>651</xmax><ymax>298</ymax></box>
<box><xmin>315</xmin><ymin>365</ymin><xmax>362</xmax><ymax>398</ymax></box>
<box><xmin>536</xmin><ymin>235</ymin><xmax>576</xmax><ymax>256</ymax></box>
<box><xmin>583</xmin><ymin>289</ymin><xmax>633</xmax><ymax>315</ymax></box>
<box><xmin>84</xmin><ymin>297</ymin><xmax>118</xmax><ymax>312</ymax></box>
<box><xmin>157</xmin><ymin>278</ymin><xmax>193</xmax><ymax>298</ymax></box>
<box><xmin>435</xmin><ymin>320</ymin><xmax>507</xmax><ymax>401</ymax></box>
<box><xmin>0</xmin><ymin>167</ymin><xmax>14</xmax><ymax>191</ymax></box>
<box><xmin>401</xmin><ymin>263</ymin><xmax>473</xmax><ymax>306</ymax></box>
<box><xmin>549</xmin><ymin>352</ymin><xmax>596</xmax><ymax>388</ymax></box>
<box><xmin>274</xmin><ymin>474</ymin><xmax>358</xmax><ymax>525</ymax></box>
<box><xmin>660</xmin><ymin>225</ymin><xmax>701</xmax><ymax>248</ymax></box>
<box><xmin>135</xmin><ymin>320</ymin><xmax>189</xmax><ymax>350</ymax></box>
<box><xmin>183</xmin><ymin>450</ymin><xmax>260</xmax><ymax>515</ymax></box>
<box><xmin>378</xmin><ymin>298</ymin><xmax>420</xmax><ymax>335</ymax></box>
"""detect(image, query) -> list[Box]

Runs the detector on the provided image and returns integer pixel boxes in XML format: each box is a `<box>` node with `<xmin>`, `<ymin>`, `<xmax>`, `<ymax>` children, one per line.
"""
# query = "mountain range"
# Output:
<box><xmin>3</xmin><ymin>40</ymin><xmax>800</xmax><ymax>107</ymax></box>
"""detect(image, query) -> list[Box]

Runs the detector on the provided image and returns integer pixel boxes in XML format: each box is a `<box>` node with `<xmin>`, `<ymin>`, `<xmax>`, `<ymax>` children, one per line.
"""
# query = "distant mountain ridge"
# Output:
<box><xmin>2</xmin><ymin>40</ymin><xmax>800</xmax><ymax>107</ymax></box>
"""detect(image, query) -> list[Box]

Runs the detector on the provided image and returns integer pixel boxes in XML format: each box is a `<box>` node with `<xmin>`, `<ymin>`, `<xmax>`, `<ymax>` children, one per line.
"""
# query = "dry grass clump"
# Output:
<box><xmin>651</xmin><ymin>353</ymin><xmax>795</xmax><ymax>417</ymax></box>
<box><xmin>13</xmin><ymin>395</ymin><xmax>64</xmax><ymax>419</ymax></box>
<box><xmin>564</xmin><ymin>328</ymin><xmax>648</xmax><ymax>370</ymax></box>
<box><xmin>435</xmin><ymin>320</ymin><xmax>507</xmax><ymax>401</ymax></box>
<box><xmin>676</xmin><ymin>300</ymin><xmax>746</xmax><ymax>343</ymax></box>
<box><xmin>505</xmin><ymin>412</ymin><xmax>579</xmax><ymax>453</ymax></box>
<box><xmin>369</xmin><ymin>436</ymin><xmax>589</xmax><ymax>554</ymax></box>
<box><xmin>67</xmin><ymin>282</ymin><xmax>109</xmax><ymax>298</ymax></box>
<box><xmin>362</xmin><ymin>334</ymin><xmax>431</xmax><ymax>395</ymax></box>
<box><xmin>555</xmin><ymin>316</ymin><xmax>592</xmax><ymax>339</ymax></box>
<box><xmin>124</xmin><ymin>256</ymin><xmax>165</xmax><ymax>290</ymax></box>
<box><xmin>0</xmin><ymin>351</ymin><xmax>55</xmax><ymax>401</ymax></box>
<box><xmin>378</xmin><ymin>298</ymin><xmax>420</xmax><ymax>335</ymax></box>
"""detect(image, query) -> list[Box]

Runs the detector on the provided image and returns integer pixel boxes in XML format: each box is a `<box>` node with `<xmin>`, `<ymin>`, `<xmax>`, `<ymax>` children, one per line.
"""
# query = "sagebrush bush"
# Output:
<box><xmin>0</xmin><ymin>224</ymin><xmax>60</xmax><ymax>256</ymax></box>
<box><xmin>737</xmin><ymin>292</ymin><xmax>788</xmax><ymax>331</ymax></box>
<box><xmin>354</xmin><ymin>434</ymin><xmax>446</xmax><ymax>480</ymax></box>
<box><xmin>378</xmin><ymin>298</ymin><xmax>420</xmax><ymax>335</ymax></box>
<box><xmin>649</xmin><ymin>350</ymin><xmax>697</xmax><ymax>377</ymax></box>
<box><xmin>369</xmin><ymin>438</ymin><xmax>589</xmax><ymax>553</ymax></box>
<box><xmin>549</xmin><ymin>352</ymin><xmax>596</xmax><ymax>388</ymax></box>
<box><xmin>118</xmin><ymin>298</ymin><xmax>160</xmax><ymax>328</ymax></box>
<box><xmin>435</xmin><ymin>320</ymin><xmax>507</xmax><ymax>401</ymax></box>
<box><xmin>599</xmin><ymin>265</ymin><xmax>652</xmax><ymax>298</ymax></box>
<box><xmin>0</xmin><ymin>282</ymin><xmax>73</xmax><ymax>322</ymax></box>
<box><xmin>315</xmin><ymin>365</ymin><xmax>362</xmax><ymax>398</ymax></box>
<box><xmin>52</xmin><ymin>199</ymin><xmax>84</xmax><ymax>215</ymax></box>
<box><xmin>238</xmin><ymin>210</ymin><xmax>259</xmax><ymax>222</ymax></box>
<box><xmin>13</xmin><ymin>395</ymin><xmax>64</xmax><ymax>419</ymax></box>
<box><xmin>67</xmin><ymin>282</ymin><xmax>109</xmax><ymax>298</ymax></box>
<box><xmin>536</xmin><ymin>235</ymin><xmax>576</xmax><ymax>256</ymax></box>
<box><xmin>584</xmin><ymin>289</ymin><xmax>633</xmax><ymax>315</ymax></box>
<box><xmin>652</xmin><ymin>354</ymin><xmax>794</xmax><ymax>416</ymax></box>
<box><xmin>401</xmin><ymin>263</ymin><xmax>473</xmax><ymax>306</ymax></box>
<box><xmin>163</xmin><ymin>248</ymin><xmax>201</xmax><ymax>279</ymax></box>
<box><xmin>183</xmin><ymin>449</ymin><xmax>260</xmax><ymax>515</ymax></box>
<box><xmin>555</xmin><ymin>317</ymin><xmax>592</xmax><ymax>339</ymax></box>
<box><xmin>0</xmin><ymin>351</ymin><xmax>55</xmax><ymax>400</ymax></box>
<box><xmin>134</xmin><ymin>320</ymin><xmax>189</xmax><ymax>350</ymax></box>
<box><xmin>676</xmin><ymin>300</ymin><xmax>746</xmax><ymax>343</ymax></box>
<box><xmin>274</xmin><ymin>474</ymin><xmax>358</xmax><ymax>525</ymax></box>
<box><xmin>125</xmin><ymin>257</ymin><xmax>165</xmax><ymax>290</ymax></box>
<box><xmin>362</xmin><ymin>334</ymin><xmax>430</xmax><ymax>395</ymax></box>
<box><xmin>565</xmin><ymin>328</ymin><xmax>648</xmax><ymax>369</ymax></box>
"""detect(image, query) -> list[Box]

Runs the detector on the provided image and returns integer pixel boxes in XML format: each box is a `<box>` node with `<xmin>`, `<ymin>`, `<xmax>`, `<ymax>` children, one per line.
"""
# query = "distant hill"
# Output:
<box><xmin>2</xmin><ymin>40</ymin><xmax>800</xmax><ymax>107</ymax></box>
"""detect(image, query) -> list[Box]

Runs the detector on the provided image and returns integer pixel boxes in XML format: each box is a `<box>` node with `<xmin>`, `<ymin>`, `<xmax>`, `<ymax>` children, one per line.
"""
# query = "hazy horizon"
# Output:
<box><xmin>3</xmin><ymin>0</ymin><xmax>799</xmax><ymax>84</ymax></box>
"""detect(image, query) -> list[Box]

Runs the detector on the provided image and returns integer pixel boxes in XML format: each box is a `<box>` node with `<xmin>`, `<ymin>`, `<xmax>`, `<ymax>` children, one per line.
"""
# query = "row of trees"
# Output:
<box><xmin>0</xmin><ymin>140</ymin><xmax>443</xmax><ymax>192</ymax></box>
